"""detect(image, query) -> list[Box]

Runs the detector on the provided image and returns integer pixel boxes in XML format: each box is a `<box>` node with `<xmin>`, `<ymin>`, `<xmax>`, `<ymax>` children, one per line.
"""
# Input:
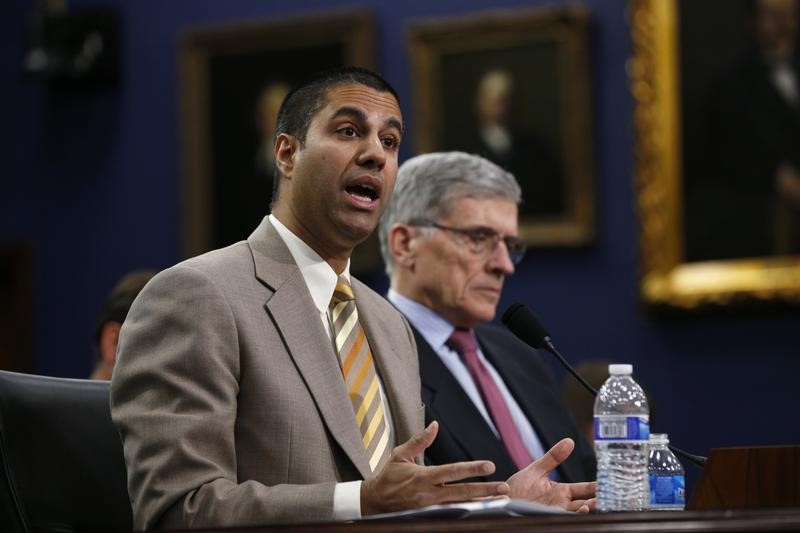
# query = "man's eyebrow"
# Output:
<box><xmin>330</xmin><ymin>106</ymin><xmax>404</xmax><ymax>135</ymax></box>
<box><xmin>331</xmin><ymin>106</ymin><xmax>367</xmax><ymax>124</ymax></box>
<box><xmin>385</xmin><ymin>117</ymin><xmax>404</xmax><ymax>135</ymax></box>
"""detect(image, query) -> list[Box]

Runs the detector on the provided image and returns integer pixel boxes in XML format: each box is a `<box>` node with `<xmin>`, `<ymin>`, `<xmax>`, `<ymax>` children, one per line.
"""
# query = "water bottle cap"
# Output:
<box><xmin>608</xmin><ymin>363</ymin><xmax>633</xmax><ymax>375</ymax></box>
<box><xmin>650</xmin><ymin>433</ymin><xmax>669</xmax><ymax>444</ymax></box>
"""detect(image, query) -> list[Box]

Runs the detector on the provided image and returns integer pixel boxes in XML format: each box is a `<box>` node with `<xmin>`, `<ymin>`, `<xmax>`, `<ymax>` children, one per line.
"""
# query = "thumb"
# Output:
<box><xmin>392</xmin><ymin>421</ymin><xmax>438</xmax><ymax>462</ymax></box>
<box><xmin>528</xmin><ymin>437</ymin><xmax>574</xmax><ymax>474</ymax></box>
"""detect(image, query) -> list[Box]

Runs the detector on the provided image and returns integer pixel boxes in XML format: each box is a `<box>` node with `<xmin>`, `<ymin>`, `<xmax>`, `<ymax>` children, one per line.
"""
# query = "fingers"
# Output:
<box><xmin>361</xmin><ymin>457</ymin><xmax>509</xmax><ymax>514</ymax></box>
<box><xmin>566</xmin><ymin>500</ymin><xmax>590</xmax><ymax>513</ymax></box>
<box><xmin>567</xmin><ymin>481</ymin><xmax>596</xmax><ymax>501</ymax></box>
<box><xmin>392</xmin><ymin>421</ymin><xmax>439</xmax><ymax>462</ymax></box>
<box><xmin>422</xmin><ymin>460</ymin><xmax>497</xmax><ymax>486</ymax></box>
<box><xmin>566</xmin><ymin>497</ymin><xmax>596</xmax><ymax>513</ymax></box>
<box><xmin>583</xmin><ymin>497</ymin><xmax>597</xmax><ymax>512</ymax></box>
<box><xmin>533</xmin><ymin>438</ymin><xmax>575</xmax><ymax>473</ymax></box>
<box><xmin>470</xmin><ymin>494</ymin><xmax>511</xmax><ymax>502</ymax></box>
<box><xmin>430</xmin><ymin>481</ymin><xmax>510</xmax><ymax>505</ymax></box>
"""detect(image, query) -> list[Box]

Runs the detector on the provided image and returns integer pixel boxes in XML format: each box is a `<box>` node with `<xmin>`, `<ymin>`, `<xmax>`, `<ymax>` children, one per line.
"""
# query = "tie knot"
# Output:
<box><xmin>330</xmin><ymin>275</ymin><xmax>355</xmax><ymax>307</ymax></box>
<box><xmin>446</xmin><ymin>328</ymin><xmax>477</xmax><ymax>356</ymax></box>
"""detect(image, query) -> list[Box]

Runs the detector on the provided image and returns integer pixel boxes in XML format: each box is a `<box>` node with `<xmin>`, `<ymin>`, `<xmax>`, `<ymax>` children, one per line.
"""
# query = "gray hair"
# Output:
<box><xmin>379</xmin><ymin>151</ymin><xmax>521</xmax><ymax>275</ymax></box>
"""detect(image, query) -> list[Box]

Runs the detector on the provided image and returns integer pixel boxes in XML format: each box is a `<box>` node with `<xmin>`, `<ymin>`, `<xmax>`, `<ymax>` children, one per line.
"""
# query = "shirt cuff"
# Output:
<box><xmin>333</xmin><ymin>480</ymin><xmax>362</xmax><ymax>520</ymax></box>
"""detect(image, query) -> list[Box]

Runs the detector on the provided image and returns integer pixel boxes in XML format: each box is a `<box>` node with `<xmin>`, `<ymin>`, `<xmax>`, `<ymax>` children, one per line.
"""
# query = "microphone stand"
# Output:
<box><xmin>544</xmin><ymin>338</ymin><xmax>706</xmax><ymax>468</ymax></box>
<box><xmin>503</xmin><ymin>303</ymin><xmax>707</xmax><ymax>468</ymax></box>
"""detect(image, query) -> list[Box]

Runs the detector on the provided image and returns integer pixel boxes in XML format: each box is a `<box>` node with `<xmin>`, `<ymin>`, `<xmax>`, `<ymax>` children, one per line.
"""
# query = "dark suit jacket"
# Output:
<box><xmin>415</xmin><ymin>323</ymin><xmax>595</xmax><ymax>483</ymax></box>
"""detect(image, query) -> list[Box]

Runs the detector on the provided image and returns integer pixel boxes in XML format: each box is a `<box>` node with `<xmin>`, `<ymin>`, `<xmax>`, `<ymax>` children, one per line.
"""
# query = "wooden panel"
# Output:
<box><xmin>688</xmin><ymin>446</ymin><xmax>800</xmax><ymax>509</ymax></box>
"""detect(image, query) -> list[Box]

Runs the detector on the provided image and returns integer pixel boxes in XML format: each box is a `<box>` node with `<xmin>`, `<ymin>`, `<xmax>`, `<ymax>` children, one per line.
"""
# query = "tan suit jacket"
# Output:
<box><xmin>110</xmin><ymin>218</ymin><xmax>423</xmax><ymax>530</ymax></box>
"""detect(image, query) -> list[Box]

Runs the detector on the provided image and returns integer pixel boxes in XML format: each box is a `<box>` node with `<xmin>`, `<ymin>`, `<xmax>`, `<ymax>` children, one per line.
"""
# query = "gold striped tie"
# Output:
<box><xmin>329</xmin><ymin>276</ymin><xmax>391</xmax><ymax>472</ymax></box>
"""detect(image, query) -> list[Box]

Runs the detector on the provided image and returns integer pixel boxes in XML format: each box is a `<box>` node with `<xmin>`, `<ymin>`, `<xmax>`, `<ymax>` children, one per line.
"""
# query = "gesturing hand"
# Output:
<box><xmin>507</xmin><ymin>438</ymin><xmax>597</xmax><ymax>513</ymax></box>
<box><xmin>360</xmin><ymin>421</ymin><xmax>510</xmax><ymax>515</ymax></box>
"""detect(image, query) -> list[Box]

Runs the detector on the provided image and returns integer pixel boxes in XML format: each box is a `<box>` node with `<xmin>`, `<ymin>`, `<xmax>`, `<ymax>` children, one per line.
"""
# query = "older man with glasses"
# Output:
<box><xmin>379</xmin><ymin>151</ymin><xmax>596</xmax><ymax>486</ymax></box>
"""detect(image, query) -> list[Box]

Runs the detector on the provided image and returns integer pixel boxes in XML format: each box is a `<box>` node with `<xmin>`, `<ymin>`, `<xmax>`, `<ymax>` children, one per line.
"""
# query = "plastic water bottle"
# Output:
<box><xmin>648</xmin><ymin>433</ymin><xmax>685</xmax><ymax>510</ymax></box>
<box><xmin>594</xmin><ymin>364</ymin><xmax>650</xmax><ymax>511</ymax></box>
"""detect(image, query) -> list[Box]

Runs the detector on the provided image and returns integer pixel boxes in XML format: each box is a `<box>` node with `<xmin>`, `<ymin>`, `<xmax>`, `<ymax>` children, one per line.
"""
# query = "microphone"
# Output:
<box><xmin>501</xmin><ymin>302</ymin><xmax>707</xmax><ymax>468</ymax></box>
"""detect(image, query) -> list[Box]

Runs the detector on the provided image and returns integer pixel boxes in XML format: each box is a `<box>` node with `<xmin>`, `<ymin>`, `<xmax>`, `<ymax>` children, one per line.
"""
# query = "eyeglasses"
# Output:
<box><xmin>411</xmin><ymin>220</ymin><xmax>526</xmax><ymax>264</ymax></box>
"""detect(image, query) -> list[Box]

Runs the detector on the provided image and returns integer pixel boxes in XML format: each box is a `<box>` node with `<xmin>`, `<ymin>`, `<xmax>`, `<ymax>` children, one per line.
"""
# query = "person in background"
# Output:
<box><xmin>89</xmin><ymin>270</ymin><xmax>155</xmax><ymax>381</ymax></box>
<box><xmin>254</xmin><ymin>79</ymin><xmax>291</xmax><ymax>182</ymax></box>
<box><xmin>379</xmin><ymin>151</ymin><xmax>596</xmax><ymax>485</ymax></box>
<box><xmin>110</xmin><ymin>68</ymin><xmax>593</xmax><ymax>531</ymax></box>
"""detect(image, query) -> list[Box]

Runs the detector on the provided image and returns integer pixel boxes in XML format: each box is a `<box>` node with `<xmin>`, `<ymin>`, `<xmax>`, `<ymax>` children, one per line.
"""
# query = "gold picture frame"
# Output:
<box><xmin>630</xmin><ymin>0</ymin><xmax>800</xmax><ymax>310</ymax></box>
<box><xmin>179</xmin><ymin>10</ymin><xmax>381</xmax><ymax>273</ymax></box>
<box><xmin>407</xmin><ymin>6</ymin><xmax>595</xmax><ymax>247</ymax></box>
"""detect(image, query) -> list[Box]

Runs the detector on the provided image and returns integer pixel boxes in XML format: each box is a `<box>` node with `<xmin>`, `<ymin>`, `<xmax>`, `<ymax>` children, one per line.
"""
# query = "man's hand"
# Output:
<box><xmin>361</xmin><ymin>421</ymin><xmax>510</xmax><ymax>515</ymax></box>
<box><xmin>507</xmin><ymin>438</ymin><xmax>597</xmax><ymax>513</ymax></box>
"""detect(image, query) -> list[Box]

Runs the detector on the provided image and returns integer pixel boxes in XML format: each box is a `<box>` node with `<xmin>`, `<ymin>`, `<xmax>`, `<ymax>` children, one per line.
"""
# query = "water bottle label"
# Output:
<box><xmin>649</xmin><ymin>474</ymin><xmax>686</xmax><ymax>506</ymax></box>
<box><xmin>594</xmin><ymin>415</ymin><xmax>650</xmax><ymax>441</ymax></box>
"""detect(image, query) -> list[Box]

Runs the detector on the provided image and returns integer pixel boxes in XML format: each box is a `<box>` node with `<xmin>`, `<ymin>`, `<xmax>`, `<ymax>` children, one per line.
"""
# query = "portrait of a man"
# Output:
<box><xmin>445</xmin><ymin>66</ymin><xmax>565</xmax><ymax>217</ymax></box>
<box><xmin>683</xmin><ymin>0</ymin><xmax>800</xmax><ymax>261</ymax></box>
<box><xmin>408</xmin><ymin>6</ymin><xmax>595</xmax><ymax>247</ymax></box>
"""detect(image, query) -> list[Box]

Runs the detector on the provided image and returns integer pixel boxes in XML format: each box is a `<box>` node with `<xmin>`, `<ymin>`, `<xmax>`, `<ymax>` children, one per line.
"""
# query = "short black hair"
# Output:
<box><xmin>275</xmin><ymin>66</ymin><xmax>399</xmax><ymax>145</ymax></box>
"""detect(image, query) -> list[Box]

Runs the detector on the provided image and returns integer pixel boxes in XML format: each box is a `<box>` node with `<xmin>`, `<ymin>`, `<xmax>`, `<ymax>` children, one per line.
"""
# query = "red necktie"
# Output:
<box><xmin>447</xmin><ymin>328</ymin><xmax>534</xmax><ymax>470</ymax></box>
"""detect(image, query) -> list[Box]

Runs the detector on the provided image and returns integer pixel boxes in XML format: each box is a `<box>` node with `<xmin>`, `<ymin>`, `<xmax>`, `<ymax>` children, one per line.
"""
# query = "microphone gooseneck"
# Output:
<box><xmin>502</xmin><ymin>303</ymin><xmax>598</xmax><ymax>396</ymax></box>
<box><xmin>501</xmin><ymin>303</ymin><xmax>707</xmax><ymax>469</ymax></box>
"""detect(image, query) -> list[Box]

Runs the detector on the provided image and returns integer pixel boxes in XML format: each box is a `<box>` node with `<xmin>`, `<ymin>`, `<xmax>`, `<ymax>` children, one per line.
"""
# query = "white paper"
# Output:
<box><xmin>355</xmin><ymin>498</ymin><xmax>571</xmax><ymax>521</ymax></box>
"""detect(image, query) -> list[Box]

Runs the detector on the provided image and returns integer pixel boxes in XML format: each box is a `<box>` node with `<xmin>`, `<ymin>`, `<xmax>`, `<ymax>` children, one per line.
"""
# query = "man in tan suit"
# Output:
<box><xmin>111</xmin><ymin>67</ymin><xmax>592</xmax><ymax>530</ymax></box>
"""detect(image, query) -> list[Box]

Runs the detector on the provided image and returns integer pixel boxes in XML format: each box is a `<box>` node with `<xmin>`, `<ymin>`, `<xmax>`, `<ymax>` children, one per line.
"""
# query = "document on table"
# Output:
<box><xmin>355</xmin><ymin>498</ymin><xmax>571</xmax><ymax>521</ymax></box>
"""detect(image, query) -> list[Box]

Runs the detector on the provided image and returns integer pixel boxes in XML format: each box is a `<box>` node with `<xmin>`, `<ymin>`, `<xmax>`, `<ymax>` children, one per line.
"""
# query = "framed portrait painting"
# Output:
<box><xmin>407</xmin><ymin>6</ymin><xmax>595</xmax><ymax>247</ymax></box>
<box><xmin>179</xmin><ymin>10</ymin><xmax>383</xmax><ymax>275</ymax></box>
<box><xmin>629</xmin><ymin>0</ymin><xmax>800</xmax><ymax>311</ymax></box>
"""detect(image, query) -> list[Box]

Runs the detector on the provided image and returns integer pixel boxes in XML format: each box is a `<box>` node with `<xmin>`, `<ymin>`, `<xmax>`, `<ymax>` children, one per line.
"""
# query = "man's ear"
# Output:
<box><xmin>99</xmin><ymin>321</ymin><xmax>122</xmax><ymax>365</ymax></box>
<box><xmin>388</xmin><ymin>224</ymin><xmax>418</xmax><ymax>270</ymax></box>
<box><xmin>274</xmin><ymin>133</ymin><xmax>298</xmax><ymax>178</ymax></box>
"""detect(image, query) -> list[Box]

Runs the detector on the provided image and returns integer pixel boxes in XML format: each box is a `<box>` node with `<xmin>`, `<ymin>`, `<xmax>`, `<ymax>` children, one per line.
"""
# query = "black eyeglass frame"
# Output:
<box><xmin>410</xmin><ymin>220</ymin><xmax>527</xmax><ymax>264</ymax></box>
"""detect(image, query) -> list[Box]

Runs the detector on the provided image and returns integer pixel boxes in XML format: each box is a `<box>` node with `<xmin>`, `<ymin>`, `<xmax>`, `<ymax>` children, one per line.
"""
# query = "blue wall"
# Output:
<box><xmin>3</xmin><ymin>0</ymin><xmax>799</xmax><ymax>493</ymax></box>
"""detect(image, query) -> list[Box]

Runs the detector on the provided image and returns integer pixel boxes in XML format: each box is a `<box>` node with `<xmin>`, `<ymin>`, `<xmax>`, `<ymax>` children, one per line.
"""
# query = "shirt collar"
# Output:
<box><xmin>269</xmin><ymin>214</ymin><xmax>349</xmax><ymax>313</ymax></box>
<box><xmin>387</xmin><ymin>289</ymin><xmax>459</xmax><ymax>350</ymax></box>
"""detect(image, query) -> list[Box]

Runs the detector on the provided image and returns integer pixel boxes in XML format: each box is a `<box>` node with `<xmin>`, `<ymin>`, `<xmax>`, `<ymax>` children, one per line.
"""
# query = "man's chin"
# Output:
<box><xmin>472</xmin><ymin>303</ymin><xmax>499</xmax><ymax>325</ymax></box>
<box><xmin>337</xmin><ymin>218</ymin><xmax>378</xmax><ymax>247</ymax></box>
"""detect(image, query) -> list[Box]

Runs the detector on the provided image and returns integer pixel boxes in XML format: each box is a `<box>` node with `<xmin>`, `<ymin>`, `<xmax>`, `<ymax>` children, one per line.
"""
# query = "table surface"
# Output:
<box><xmin>176</xmin><ymin>507</ymin><xmax>800</xmax><ymax>533</ymax></box>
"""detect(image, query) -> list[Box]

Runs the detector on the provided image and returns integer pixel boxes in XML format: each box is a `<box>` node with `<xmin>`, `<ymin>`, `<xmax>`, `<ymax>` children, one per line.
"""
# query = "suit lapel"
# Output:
<box><xmin>413</xmin><ymin>328</ymin><xmax>516</xmax><ymax>475</ymax></box>
<box><xmin>248</xmin><ymin>218</ymin><xmax>372</xmax><ymax>479</ymax></box>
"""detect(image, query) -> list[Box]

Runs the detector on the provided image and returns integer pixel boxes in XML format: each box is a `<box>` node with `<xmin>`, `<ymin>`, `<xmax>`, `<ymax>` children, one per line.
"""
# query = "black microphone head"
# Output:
<box><xmin>501</xmin><ymin>303</ymin><xmax>550</xmax><ymax>349</ymax></box>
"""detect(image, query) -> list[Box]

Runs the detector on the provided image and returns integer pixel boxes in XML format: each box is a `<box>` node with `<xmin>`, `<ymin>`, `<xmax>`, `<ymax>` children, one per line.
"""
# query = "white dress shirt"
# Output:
<box><xmin>270</xmin><ymin>214</ymin><xmax>394</xmax><ymax>519</ymax></box>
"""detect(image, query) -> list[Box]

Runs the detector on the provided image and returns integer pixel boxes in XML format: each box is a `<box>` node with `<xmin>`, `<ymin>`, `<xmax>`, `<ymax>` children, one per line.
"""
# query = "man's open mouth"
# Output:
<box><xmin>346</xmin><ymin>183</ymin><xmax>378</xmax><ymax>202</ymax></box>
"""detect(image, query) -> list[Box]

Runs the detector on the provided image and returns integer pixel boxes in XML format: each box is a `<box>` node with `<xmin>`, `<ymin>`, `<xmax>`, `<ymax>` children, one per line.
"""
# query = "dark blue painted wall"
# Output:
<box><xmin>3</xmin><ymin>0</ymin><xmax>798</xmax><ymax>494</ymax></box>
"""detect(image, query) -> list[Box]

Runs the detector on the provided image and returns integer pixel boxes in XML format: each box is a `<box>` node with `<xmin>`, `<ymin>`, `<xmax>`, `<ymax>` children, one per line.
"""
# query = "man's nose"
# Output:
<box><xmin>487</xmin><ymin>240</ymin><xmax>516</xmax><ymax>276</ymax></box>
<box><xmin>356</xmin><ymin>135</ymin><xmax>387</xmax><ymax>169</ymax></box>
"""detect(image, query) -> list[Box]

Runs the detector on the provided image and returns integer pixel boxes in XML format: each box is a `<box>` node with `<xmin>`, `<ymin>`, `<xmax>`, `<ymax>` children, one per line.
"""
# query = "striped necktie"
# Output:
<box><xmin>329</xmin><ymin>275</ymin><xmax>392</xmax><ymax>472</ymax></box>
